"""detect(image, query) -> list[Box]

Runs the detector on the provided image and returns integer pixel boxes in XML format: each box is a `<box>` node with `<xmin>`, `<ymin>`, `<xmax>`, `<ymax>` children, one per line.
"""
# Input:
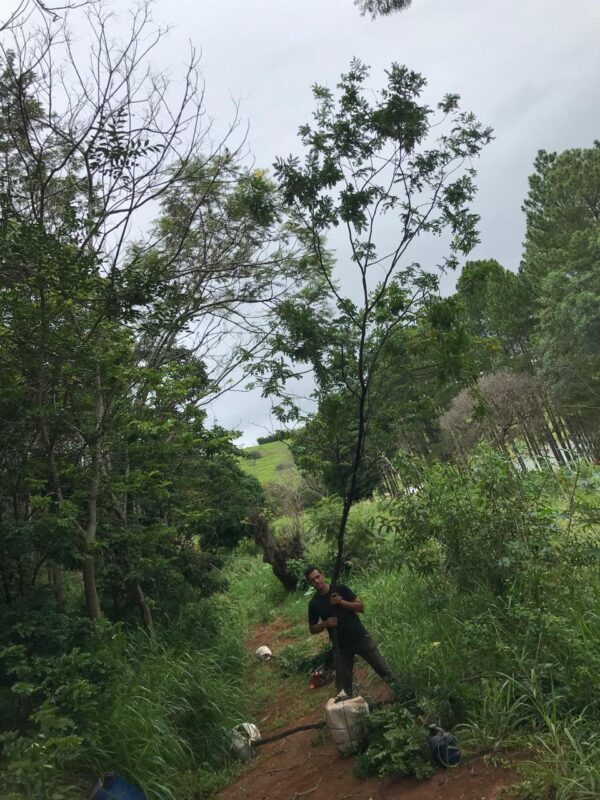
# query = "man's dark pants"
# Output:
<box><xmin>334</xmin><ymin>633</ymin><xmax>391</xmax><ymax>696</ymax></box>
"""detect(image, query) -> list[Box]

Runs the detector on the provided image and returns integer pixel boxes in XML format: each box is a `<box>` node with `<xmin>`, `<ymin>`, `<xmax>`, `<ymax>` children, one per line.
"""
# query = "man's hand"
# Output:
<box><xmin>331</xmin><ymin>593</ymin><xmax>365</xmax><ymax>614</ymax></box>
<box><xmin>324</xmin><ymin>617</ymin><xmax>338</xmax><ymax>628</ymax></box>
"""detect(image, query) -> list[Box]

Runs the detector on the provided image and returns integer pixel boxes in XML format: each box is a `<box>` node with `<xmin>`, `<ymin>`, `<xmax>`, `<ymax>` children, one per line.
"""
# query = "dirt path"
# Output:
<box><xmin>217</xmin><ymin>619</ymin><xmax>519</xmax><ymax>800</ymax></box>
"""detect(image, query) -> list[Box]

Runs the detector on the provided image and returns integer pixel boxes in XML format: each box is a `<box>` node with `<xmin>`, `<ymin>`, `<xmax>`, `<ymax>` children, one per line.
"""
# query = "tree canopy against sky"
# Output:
<box><xmin>0</xmin><ymin>1</ymin><xmax>287</xmax><ymax>624</ymax></box>
<box><xmin>354</xmin><ymin>0</ymin><xmax>412</xmax><ymax>18</ymax></box>
<box><xmin>521</xmin><ymin>144</ymin><xmax>600</xmax><ymax>434</ymax></box>
<box><xmin>269</xmin><ymin>59</ymin><xmax>492</xmax><ymax>578</ymax></box>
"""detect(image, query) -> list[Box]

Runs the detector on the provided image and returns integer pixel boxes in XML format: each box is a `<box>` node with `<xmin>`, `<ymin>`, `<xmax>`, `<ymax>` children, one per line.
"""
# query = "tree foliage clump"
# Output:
<box><xmin>354</xmin><ymin>0</ymin><xmax>413</xmax><ymax>19</ymax></box>
<box><xmin>521</xmin><ymin>144</ymin><xmax>600</xmax><ymax>438</ymax></box>
<box><xmin>0</xmin><ymin>4</ymin><xmax>293</xmax><ymax>795</ymax></box>
<box><xmin>385</xmin><ymin>446</ymin><xmax>561</xmax><ymax>594</ymax></box>
<box><xmin>442</xmin><ymin>143</ymin><xmax>600</xmax><ymax>467</ymax></box>
<box><xmin>439</xmin><ymin>370</ymin><xmax>558</xmax><ymax>465</ymax></box>
<box><xmin>0</xmin><ymin>0</ymin><xmax>314</xmax><ymax>631</ymax></box>
<box><xmin>354</xmin><ymin>705</ymin><xmax>434</xmax><ymax>779</ymax></box>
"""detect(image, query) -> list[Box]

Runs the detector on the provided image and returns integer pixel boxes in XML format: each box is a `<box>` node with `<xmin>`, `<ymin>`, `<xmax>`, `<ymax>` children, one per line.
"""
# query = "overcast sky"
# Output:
<box><xmin>147</xmin><ymin>0</ymin><xmax>600</xmax><ymax>444</ymax></box>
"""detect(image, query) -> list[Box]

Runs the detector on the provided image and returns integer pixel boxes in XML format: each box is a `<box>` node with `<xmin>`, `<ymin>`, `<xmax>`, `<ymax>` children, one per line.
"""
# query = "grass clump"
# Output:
<box><xmin>86</xmin><ymin>633</ymin><xmax>247</xmax><ymax>800</ymax></box>
<box><xmin>225</xmin><ymin>546</ymin><xmax>290</xmax><ymax>625</ymax></box>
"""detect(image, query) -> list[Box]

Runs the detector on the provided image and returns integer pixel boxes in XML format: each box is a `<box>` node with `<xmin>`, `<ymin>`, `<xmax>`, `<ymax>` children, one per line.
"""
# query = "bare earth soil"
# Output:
<box><xmin>217</xmin><ymin>619</ymin><xmax>519</xmax><ymax>800</ymax></box>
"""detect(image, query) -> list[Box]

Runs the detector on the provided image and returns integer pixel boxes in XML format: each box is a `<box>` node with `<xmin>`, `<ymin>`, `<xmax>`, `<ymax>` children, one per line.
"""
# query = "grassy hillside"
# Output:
<box><xmin>239</xmin><ymin>440</ymin><xmax>300</xmax><ymax>486</ymax></box>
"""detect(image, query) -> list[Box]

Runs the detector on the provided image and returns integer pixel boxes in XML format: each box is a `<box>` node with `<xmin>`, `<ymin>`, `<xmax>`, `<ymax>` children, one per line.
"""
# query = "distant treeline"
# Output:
<box><xmin>256</xmin><ymin>431</ymin><xmax>291</xmax><ymax>445</ymax></box>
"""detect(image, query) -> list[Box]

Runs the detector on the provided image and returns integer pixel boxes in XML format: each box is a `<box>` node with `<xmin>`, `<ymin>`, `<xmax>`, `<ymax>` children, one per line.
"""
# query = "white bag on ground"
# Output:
<box><xmin>255</xmin><ymin>645</ymin><xmax>273</xmax><ymax>661</ymax></box>
<box><xmin>325</xmin><ymin>695</ymin><xmax>369</xmax><ymax>755</ymax></box>
<box><xmin>230</xmin><ymin>722</ymin><xmax>261</xmax><ymax>761</ymax></box>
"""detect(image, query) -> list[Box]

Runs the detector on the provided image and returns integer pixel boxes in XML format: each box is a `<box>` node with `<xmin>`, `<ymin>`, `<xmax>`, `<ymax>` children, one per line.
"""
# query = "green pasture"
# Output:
<box><xmin>239</xmin><ymin>440</ymin><xmax>300</xmax><ymax>486</ymax></box>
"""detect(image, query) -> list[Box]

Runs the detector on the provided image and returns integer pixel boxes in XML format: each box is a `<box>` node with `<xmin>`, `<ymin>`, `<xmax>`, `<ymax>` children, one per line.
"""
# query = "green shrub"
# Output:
<box><xmin>0</xmin><ymin>588</ymin><xmax>251</xmax><ymax>800</ymax></box>
<box><xmin>0</xmin><ymin>707</ymin><xmax>83</xmax><ymax>800</ymax></box>
<box><xmin>386</xmin><ymin>446</ymin><xmax>561</xmax><ymax>594</ymax></box>
<box><xmin>86</xmin><ymin>644</ymin><xmax>245</xmax><ymax>800</ymax></box>
<box><xmin>354</xmin><ymin>705</ymin><xmax>435</xmax><ymax>779</ymax></box>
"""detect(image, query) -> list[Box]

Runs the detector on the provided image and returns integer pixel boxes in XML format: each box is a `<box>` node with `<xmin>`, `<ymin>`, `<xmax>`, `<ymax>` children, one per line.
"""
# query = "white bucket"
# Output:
<box><xmin>325</xmin><ymin>695</ymin><xmax>369</xmax><ymax>755</ymax></box>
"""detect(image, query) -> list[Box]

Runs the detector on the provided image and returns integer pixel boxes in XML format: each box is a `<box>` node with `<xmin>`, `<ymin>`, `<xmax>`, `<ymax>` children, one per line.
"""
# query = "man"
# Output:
<box><xmin>305</xmin><ymin>565</ymin><xmax>392</xmax><ymax>697</ymax></box>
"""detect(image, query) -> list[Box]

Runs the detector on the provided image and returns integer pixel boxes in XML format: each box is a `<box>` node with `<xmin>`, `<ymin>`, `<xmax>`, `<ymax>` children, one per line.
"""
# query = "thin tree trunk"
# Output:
<box><xmin>39</xmin><ymin>420</ymin><xmax>68</xmax><ymax>611</ymax></box>
<box><xmin>545</xmin><ymin>402</ymin><xmax>572</xmax><ymax>462</ymax></box>
<box><xmin>51</xmin><ymin>566</ymin><xmax>65</xmax><ymax>612</ymax></box>
<box><xmin>509</xmin><ymin>442</ymin><xmax>527</xmax><ymax>473</ymax></box>
<box><xmin>570</xmin><ymin>412</ymin><xmax>596</xmax><ymax>461</ymax></box>
<box><xmin>541</xmin><ymin>418</ymin><xmax>566</xmax><ymax>467</ymax></box>
<box><xmin>522</xmin><ymin>425</ymin><xmax>544</xmax><ymax>470</ymax></box>
<box><xmin>332</xmin><ymin>382</ymin><xmax>368</xmax><ymax>585</ymax></box>
<box><xmin>82</xmin><ymin>556</ymin><xmax>101</xmax><ymax>620</ymax></box>
<box><xmin>82</xmin><ymin>365</ymin><xmax>104</xmax><ymax>621</ymax></box>
<box><xmin>561</xmin><ymin>414</ymin><xmax>586</xmax><ymax>460</ymax></box>
<box><xmin>132</xmin><ymin>582</ymin><xmax>155</xmax><ymax>637</ymax></box>
<box><xmin>1</xmin><ymin>557</ymin><xmax>11</xmax><ymax>604</ymax></box>
<box><xmin>17</xmin><ymin>559</ymin><xmax>24</xmax><ymax>598</ymax></box>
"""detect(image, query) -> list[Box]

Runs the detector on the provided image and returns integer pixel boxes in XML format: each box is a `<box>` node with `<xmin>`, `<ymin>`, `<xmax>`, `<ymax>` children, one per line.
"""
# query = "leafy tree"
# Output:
<box><xmin>439</xmin><ymin>369</ymin><xmax>561</xmax><ymax>466</ymax></box>
<box><xmin>521</xmin><ymin>144</ymin><xmax>600</xmax><ymax>451</ymax></box>
<box><xmin>290</xmin><ymin>296</ymin><xmax>471</xmax><ymax>496</ymax></box>
<box><xmin>136</xmin><ymin>159</ymin><xmax>302</xmax><ymax>397</ymax></box>
<box><xmin>0</xmin><ymin>3</ymin><xmax>281</xmax><ymax>624</ymax></box>
<box><xmin>455</xmin><ymin>259</ymin><xmax>534</xmax><ymax>370</ymax></box>
<box><xmin>521</xmin><ymin>144</ymin><xmax>600</xmax><ymax>296</ymax></box>
<box><xmin>0</xmin><ymin>217</ymin><xmax>264</xmax><ymax>624</ymax></box>
<box><xmin>534</xmin><ymin>228</ymin><xmax>600</xmax><ymax>452</ymax></box>
<box><xmin>0</xmin><ymin>3</ymin><xmax>211</xmax><ymax>619</ymax></box>
<box><xmin>270</xmin><ymin>59</ymin><xmax>492</xmax><ymax>579</ymax></box>
<box><xmin>355</xmin><ymin>0</ymin><xmax>413</xmax><ymax>18</ymax></box>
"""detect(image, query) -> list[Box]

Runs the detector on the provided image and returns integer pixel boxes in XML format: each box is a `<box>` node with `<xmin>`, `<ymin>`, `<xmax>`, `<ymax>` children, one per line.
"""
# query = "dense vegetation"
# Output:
<box><xmin>0</xmin><ymin>2</ymin><xmax>598</xmax><ymax>799</ymax></box>
<box><xmin>232</xmin><ymin>452</ymin><xmax>600</xmax><ymax>798</ymax></box>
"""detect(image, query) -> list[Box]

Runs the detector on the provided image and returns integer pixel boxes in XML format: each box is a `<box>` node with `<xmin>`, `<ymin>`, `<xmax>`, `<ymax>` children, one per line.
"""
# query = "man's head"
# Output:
<box><xmin>305</xmin><ymin>565</ymin><xmax>327</xmax><ymax>593</ymax></box>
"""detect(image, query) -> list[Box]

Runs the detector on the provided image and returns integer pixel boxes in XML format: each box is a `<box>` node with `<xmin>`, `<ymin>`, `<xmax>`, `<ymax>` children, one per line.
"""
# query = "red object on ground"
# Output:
<box><xmin>308</xmin><ymin>666</ymin><xmax>334</xmax><ymax>689</ymax></box>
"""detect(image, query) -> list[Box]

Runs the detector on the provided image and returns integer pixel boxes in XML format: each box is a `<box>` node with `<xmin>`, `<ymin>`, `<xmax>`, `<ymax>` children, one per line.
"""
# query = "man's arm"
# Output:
<box><xmin>308</xmin><ymin>601</ymin><xmax>338</xmax><ymax>635</ymax></box>
<box><xmin>330</xmin><ymin>594</ymin><xmax>364</xmax><ymax>613</ymax></box>
<box><xmin>309</xmin><ymin>618</ymin><xmax>337</xmax><ymax>635</ymax></box>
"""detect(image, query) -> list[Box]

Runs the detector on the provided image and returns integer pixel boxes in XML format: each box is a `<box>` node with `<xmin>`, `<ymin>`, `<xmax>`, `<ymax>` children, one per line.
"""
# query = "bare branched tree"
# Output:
<box><xmin>1</xmin><ymin>1</ymin><xmax>89</xmax><ymax>33</ymax></box>
<box><xmin>440</xmin><ymin>369</ymin><xmax>577</xmax><ymax>469</ymax></box>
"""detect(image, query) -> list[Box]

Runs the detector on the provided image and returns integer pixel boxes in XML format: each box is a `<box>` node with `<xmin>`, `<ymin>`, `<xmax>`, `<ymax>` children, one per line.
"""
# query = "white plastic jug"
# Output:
<box><xmin>325</xmin><ymin>695</ymin><xmax>369</xmax><ymax>755</ymax></box>
<box><xmin>230</xmin><ymin>722</ymin><xmax>261</xmax><ymax>761</ymax></box>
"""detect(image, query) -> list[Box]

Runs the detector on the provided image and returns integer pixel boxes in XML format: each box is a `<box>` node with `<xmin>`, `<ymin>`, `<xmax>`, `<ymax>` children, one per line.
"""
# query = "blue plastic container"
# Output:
<box><xmin>90</xmin><ymin>774</ymin><xmax>147</xmax><ymax>800</ymax></box>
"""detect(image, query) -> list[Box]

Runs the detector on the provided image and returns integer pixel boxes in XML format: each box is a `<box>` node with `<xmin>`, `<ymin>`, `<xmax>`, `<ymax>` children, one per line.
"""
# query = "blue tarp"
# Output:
<box><xmin>90</xmin><ymin>774</ymin><xmax>147</xmax><ymax>800</ymax></box>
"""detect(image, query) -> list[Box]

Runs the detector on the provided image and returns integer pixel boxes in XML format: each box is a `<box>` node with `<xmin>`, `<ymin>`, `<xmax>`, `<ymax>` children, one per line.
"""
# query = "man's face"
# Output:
<box><xmin>307</xmin><ymin>569</ymin><xmax>326</xmax><ymax>592</ymax></box>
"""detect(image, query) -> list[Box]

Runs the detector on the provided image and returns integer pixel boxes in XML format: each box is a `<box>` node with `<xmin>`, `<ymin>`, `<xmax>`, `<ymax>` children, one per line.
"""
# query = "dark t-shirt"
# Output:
<box><xmin>308</xmin><ymin>583</ymin><xmax>367</xmax><ymax>649</ymax></box>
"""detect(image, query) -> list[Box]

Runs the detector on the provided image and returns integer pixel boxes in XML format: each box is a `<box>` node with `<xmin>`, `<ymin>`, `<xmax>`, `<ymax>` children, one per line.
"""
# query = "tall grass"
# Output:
<box><xmin>80</xmin><ymin>594</ymin><xmax>253</xmax><ymax>800</ymax></box>
<box><xmin>87</xmin><ymin>641</ymin><xmax>246</xmax><ymax>799</ymax></box>
<box><xmin>0</xmin><ymin>590</ymin><xmax>255</xmax><ymax>799</ymax></box>
<box><xmin>225</xmin><ymin>545</ymin><xmax>290</xmax><ymax>624</ymax></box>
